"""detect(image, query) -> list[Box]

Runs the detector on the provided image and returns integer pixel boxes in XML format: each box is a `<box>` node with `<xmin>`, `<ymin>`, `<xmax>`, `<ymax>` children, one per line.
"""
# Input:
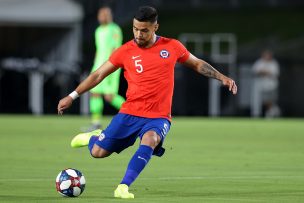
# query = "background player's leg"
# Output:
<box><xmin>104</xmin><ymin>69</ymin><xmax>125</xmax><ymax>110</ymax></box>
<box><xmin>88</xmin><ymin>75</ymin><xmax>110</xmax><ymax>130</ymax></box>
<box><xmin>89</xmin><ymin>93</ymin><xmax>104</xmax><ymax>129</ymax></box>
<box><xmin>104</xmin><ymin>94</ymin><xmax>125</xmax><ymax>110</ymax></box>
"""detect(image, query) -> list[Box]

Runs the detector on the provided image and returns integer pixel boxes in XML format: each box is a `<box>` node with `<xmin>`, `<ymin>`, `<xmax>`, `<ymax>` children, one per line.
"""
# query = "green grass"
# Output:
<box><xmin>0</xmin><ymin>115</ymin><xmax>304</xmax><ymax>202</ymax></box>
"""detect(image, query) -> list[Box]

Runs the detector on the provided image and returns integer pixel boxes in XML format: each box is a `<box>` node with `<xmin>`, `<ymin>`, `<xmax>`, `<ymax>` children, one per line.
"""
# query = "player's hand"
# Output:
<box><xmin>222</xmin><ymin>76</ymin><xmax>237</xmax><ymax>95</ymax></box>
<box><xmin>57</xmin><ymin>96</ymin><xmax>73</xmax><ymax>115</ymax></box>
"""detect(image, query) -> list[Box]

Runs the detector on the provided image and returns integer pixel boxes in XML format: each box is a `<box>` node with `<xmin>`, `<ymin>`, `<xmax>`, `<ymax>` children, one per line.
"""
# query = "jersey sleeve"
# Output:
<box><xmin>109</xmin><ymin>45</ymin><xmax>125</xmax><ymax>68</ymax></box>
<box><xmin>95</xmin><ymin>27</ymin><xmax>101</xmax><ymax>48</ymax></box>
<box><xmin>112</xmin><ymin>25</ymin><xmax>123</xmax><ymax>49</ymax></box>
<box><xmin>174</xmin><ymin>40</ymin><xmax>190</xmax><ymax>63</ymax></box>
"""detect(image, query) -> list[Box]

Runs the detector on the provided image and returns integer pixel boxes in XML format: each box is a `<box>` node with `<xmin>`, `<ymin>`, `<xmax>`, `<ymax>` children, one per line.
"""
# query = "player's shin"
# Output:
<box><xmin>120</xmin><ymin>145</ymin><xmax>153</xmax><ymax>186</ymax></box>
<box><xmin>90</xmin><ymin>96</ymin><xmax>103</xmax><ymax>124</ymax></box>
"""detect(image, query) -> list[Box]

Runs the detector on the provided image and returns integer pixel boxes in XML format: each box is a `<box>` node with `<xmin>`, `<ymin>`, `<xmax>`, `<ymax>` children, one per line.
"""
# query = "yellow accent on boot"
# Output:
<box><xmin>70</xmin><ymin>129</ymin><xmax>102</xmax><ymax>148</ymax></box>
<box><xmin>114</xmin><ymin>184</ymin><xmax>134</xmax><ymax>199</ymax></box>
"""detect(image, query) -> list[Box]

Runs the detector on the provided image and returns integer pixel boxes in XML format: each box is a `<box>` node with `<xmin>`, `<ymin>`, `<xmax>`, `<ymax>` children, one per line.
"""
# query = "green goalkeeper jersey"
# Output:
<box><xmin>92</xmin><ymin>22</ymin><xmax>123</xmax><ymax>71</ymax></box>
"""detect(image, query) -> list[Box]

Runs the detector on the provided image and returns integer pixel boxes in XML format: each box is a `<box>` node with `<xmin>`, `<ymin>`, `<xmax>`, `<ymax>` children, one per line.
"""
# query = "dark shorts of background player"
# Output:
<box><xmin>94</xmin><ymin>113</ymin><xmax>171</xmax><ymax>157</ymax></box>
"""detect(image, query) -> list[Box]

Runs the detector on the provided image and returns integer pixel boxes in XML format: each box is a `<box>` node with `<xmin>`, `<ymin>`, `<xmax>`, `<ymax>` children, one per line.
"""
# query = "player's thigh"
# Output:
<box><xmin>139</xmin><ymin>118</ymin><xmax>171</xmax><ymax>151</ymax></box>
<box><xmin>94</xmin><ymin>135</ymin><xmax>137</xmax><ymax>155</ymax></box>
<box><xmin>95</xmin><ymin>113</ymin><xmax>145</xmax><ymax>153</ymax></box>
<box><xmin>91</xmin><ymin>143</ymin><xmax>112</xmax><ymax>158</ymax></box>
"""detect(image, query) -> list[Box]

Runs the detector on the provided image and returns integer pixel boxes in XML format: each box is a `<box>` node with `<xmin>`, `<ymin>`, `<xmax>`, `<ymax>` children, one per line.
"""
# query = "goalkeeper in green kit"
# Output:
<box><xmin>88</xmin><ymin>6</ymin><xmax>125</xmax><ymax>130</ymax></box>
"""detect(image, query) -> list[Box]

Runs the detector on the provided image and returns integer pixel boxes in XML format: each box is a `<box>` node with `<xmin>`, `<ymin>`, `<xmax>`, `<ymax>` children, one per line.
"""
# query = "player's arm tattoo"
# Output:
<box><xmin>198</xmin><ymin>61</ymin><xmax>222</xmax><ymax>80</ymax></box>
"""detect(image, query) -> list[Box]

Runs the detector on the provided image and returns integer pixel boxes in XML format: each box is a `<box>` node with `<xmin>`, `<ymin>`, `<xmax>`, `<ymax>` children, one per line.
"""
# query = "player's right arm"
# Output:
<box><xmin>57</xmin><ymin>61</ymin><xmax>118</xmax><ymax>114</ymax></box>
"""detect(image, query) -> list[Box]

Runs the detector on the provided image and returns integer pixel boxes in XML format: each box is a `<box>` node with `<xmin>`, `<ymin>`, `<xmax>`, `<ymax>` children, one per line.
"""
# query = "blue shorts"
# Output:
<box><xmin>95</xmin><ymin>113</ymin><xmax>171</xmax><ymax>156</ymax></box>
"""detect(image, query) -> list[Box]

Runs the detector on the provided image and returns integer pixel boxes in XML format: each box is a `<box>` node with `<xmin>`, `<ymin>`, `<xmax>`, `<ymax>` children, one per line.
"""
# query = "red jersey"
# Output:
<box><xmin>109</xmin><ymin>36</ymin><xmax>190</xmax><ymax>120</ymax></box>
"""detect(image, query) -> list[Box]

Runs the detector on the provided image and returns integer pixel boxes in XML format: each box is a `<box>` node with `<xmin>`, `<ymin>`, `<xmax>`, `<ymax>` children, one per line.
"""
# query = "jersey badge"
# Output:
<box><xmin>98</xmin><ymin>133</ymin><xmax>105</xmax><ymax>141</ymax></box>
<box><xmin>160</xmin><ymin>49</ymin><xmax>170</xmax><ymax>58</ymax></box>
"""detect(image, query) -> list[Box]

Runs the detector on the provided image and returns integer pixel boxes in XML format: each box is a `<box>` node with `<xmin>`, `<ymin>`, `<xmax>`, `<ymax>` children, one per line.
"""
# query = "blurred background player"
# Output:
<box><xmin>88</xmin><ymin>6</ymin><xmax>125</xmax><ymax>130</ymax></box>
<box><xmin>252</xmin><ymin>49</ymin><xmax>280</xmax><ymax>118</ymax></box>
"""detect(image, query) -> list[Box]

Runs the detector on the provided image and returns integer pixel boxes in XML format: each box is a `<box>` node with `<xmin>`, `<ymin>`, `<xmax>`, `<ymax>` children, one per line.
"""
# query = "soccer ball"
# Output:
<box><xmin>55</xmin><ymin>168</ymin><xmax>86</xmax><ymax>197</ymax></box>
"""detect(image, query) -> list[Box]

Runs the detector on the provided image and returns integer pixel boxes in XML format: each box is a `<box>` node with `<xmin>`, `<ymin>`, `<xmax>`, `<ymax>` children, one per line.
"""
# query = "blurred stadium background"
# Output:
<box><xmin>1</xmin><ymin>1</ymin><xmax>304</xmax><ymax>202</ymax></box>
<box><xmin>0</xmin><ymin>0</ymin><xmax>303</xmax><ymax>117</ymax></box>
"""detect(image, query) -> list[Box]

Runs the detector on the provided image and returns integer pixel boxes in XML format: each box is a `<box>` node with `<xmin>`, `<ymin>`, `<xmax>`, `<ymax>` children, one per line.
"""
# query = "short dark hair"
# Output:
<box><xmin>134</xmin><ymin>6</ymin><xmax>158</xmax><ymax>23</ymax></box>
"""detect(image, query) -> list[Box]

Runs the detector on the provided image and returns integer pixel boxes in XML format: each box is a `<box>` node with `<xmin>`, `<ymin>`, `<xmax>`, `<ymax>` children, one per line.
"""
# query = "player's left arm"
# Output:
<box><xmin>182</xmin><ymin>53</ymin><xmax>237</xmax><ymax>95</ymax></box>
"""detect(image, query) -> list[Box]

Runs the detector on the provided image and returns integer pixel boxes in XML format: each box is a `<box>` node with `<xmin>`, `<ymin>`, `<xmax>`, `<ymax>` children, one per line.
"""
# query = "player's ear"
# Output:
<box><xmin>154</xmin><ymin>23</ymin><xmax>159</xmax><ymax>32</ymax></box>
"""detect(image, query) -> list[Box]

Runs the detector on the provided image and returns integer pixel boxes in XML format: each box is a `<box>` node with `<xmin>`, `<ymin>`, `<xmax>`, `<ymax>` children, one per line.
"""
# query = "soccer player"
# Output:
<box><xmin>57</xmin><ymin>6</ymin><xmax>237</xmax><ymax>199</ymax></box>
<box><xmin>89</xmin><ymin>6</ymin><xmax>125</xmax><ymax>130</ymax></box>
<box><xmin>252</xmin><ymin>49</ymin><xmax>280</xmax><ymax>117</ymax></box>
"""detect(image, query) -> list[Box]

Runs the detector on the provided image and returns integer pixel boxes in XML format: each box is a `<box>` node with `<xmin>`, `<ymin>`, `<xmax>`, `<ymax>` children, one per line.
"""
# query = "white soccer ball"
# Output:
<box><xmin>55</xmin><ymin>168</ymin><xmax>86</xmax><ymax>197</ymax></box>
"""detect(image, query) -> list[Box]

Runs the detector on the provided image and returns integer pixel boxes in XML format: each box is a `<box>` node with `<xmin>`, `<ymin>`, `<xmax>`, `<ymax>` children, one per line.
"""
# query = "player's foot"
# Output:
<box><xmin>114</xmin><ymin>184</ymin><xmax>134</xmax><ymax>199</ymax></box>
<box><xmin>71</xmin><ymin>129</ymin><xmax>102</xmax><ymax>148</ymax></box>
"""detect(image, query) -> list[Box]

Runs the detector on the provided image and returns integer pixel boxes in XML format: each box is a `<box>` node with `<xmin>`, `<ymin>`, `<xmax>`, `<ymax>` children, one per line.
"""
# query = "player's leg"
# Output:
<box><xmin>104</xmin><ymin>94</ymin><xmax>125</xmax><ymax>110</ymax></box>
<box><xmin>264</xmin><ymin>89</ymin><xmax>281</xmax><ymax>118</ymax></box>
<box><xmin>115</xmin><ymin>118</ymin><xmax>171</xmax><ymax>199</ymax></box>
<box><xmin>89</xmin><ymin>113</ymin><xmax>138</xmax><ymax>159</ymax></box>
<box><xmin>72</xmin><ymin>126</ymin><xmax>113</xmax><ymax>158</ymax></box>
<box><xmin>119</xmin><ymin>131</ymin><xmax>159</xmax><ymax>184</ymax></box>
<box><xmin>114</xmin><ymin>131</ymin><xmax>159</xmax><ymax>199</ymax></box>
<box><xmin>88</xmin><ymin>62</ymin><xmax>105</xmax><ymax>130</ymax></box>
<box><xmin>89</xmin><ymin>74</ymin><xmax>113</xmax><ymax>130</ymax></box>
<box><xmin>71</xmin><ymin>129</ymin><xmax>102</xmax><ymax>148</ymax></box>
<box><xmin>89</xmin><ymin>92</ymin><xmax>104</xmax><ymax>129</ymax></box>
<box><xmin>89</xmin><ymin>136</ymin><xmax>112</xmax><ymax>158</ymax></box>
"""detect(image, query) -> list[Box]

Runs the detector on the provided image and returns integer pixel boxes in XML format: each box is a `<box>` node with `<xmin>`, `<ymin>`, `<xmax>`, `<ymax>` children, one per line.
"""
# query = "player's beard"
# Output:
<box><xmin>135</xmin><ymin>38</ymin><xmax>148</xmax><ymax>48</ymax></box>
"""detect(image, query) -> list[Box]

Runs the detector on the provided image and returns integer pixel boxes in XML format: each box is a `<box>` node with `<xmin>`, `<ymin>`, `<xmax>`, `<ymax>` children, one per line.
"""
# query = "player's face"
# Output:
<box><xmin>98</xmin><ymin>8</ymin><xmax>112</xmax><ymax>24</ymax></box>
<box><xmin>133</xmin><ymin>19</ymin><xmax>159</xmax><ymax>48</ymax></box>
<box><xmin>262</xmin><ymin>50</ymin><xmax>273</xmax><ymax>61</ymax></box>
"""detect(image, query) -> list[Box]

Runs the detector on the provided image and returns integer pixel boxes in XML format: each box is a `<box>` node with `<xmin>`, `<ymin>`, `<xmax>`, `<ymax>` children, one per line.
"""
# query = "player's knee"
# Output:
<box><xmin>141</xmin><ymin>131</ymin><xmax>161</xmax><ymax>149</ymax></box>
<box><xmin>104</xmin><ymin>94</ymin><xmax>114</xmax><ymax>102</ymax></box>
<box><xmin>91</xmin><ymin>93</ymin><xmax>101</xmax><ymax>98</ymax></box>
<box><xmin>90</xmin><ymin>146</ymin><xmax>111</xmax><ymax>158</ymax></box>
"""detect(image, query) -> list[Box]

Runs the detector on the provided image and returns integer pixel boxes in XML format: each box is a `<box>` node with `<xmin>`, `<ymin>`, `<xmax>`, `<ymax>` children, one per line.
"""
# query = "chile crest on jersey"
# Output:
<box><xmin>159</xmin><ymin>49</ymin><xmax>170</xmax><ymax>58</ymax></box>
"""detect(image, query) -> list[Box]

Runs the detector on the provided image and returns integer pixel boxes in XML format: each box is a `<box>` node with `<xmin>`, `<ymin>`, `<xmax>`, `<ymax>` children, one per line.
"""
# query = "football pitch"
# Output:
<box><xmin>0</xmin><ymin>115</ymin><xmax>303</xmax><ymax>203</ymax></box>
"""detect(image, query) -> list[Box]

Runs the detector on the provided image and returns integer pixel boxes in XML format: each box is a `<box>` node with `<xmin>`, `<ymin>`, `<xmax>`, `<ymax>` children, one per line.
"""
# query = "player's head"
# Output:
<box><xmin>98</xmin><ymin>6</ymin><xmax>113</xmax><ymax>24</ymax></box>
<box><xmin>261</xmin><ymin>49</ymin><xmax>273</xmax><ymax>61</ymax></box>
<box><xmin>133</xmin><ymin>6</ymin><xmax>159</xmax><ymax>47</ymax></box>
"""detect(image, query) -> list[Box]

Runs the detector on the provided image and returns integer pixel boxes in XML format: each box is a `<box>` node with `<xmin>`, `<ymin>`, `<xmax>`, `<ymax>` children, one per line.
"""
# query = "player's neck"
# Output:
<box><xmin>145</xmin><ymin>34</ymin><xmax>157</xmax><ymax>48</ymax></box>
<box><xmin>101</xmin><ymin>21</ymin><xmax>112</xmax><ymax>26</ymax></box>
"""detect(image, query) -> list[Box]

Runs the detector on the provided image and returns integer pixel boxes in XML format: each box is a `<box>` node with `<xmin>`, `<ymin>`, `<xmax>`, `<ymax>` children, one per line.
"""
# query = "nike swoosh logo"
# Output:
<box><xmin>132</xmin><ymin>55</ymin><xmax>141</xmax><ymax>59</ymax></box>
<box><xmin>137</xmin><ymin>155</ymin><xmax>147</xmax><ymax>163</ymax></box>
